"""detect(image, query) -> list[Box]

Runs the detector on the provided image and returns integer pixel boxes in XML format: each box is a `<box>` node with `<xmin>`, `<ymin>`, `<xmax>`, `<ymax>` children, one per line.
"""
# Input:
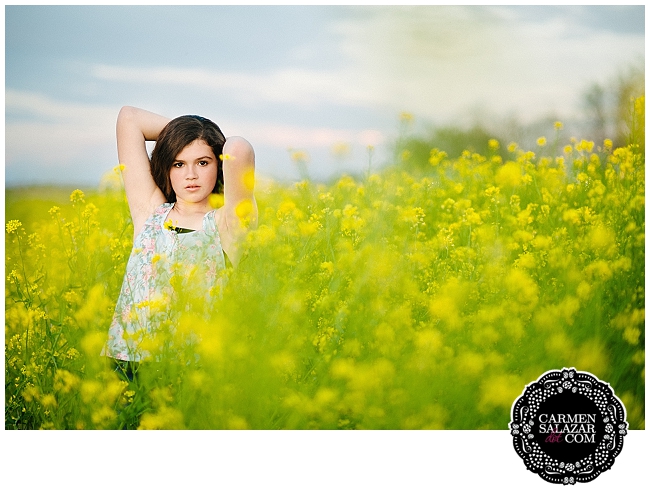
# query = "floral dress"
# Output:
<box><xmin>101</xmin><ymin>203</ymin><xmax>227</xmax><ymax>362</ymax></box>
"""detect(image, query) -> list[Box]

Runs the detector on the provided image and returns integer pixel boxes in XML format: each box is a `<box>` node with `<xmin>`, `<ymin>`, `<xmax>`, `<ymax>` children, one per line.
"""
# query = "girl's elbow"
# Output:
<box><xmin>117</xmin><ymin>106</ymin><xmax>136</xmax><ymax>127</ymax></box>
<box><xmin>224</xmin><ymin>136</ymin><xmax>255</xmax><ymax>163</ymax></box>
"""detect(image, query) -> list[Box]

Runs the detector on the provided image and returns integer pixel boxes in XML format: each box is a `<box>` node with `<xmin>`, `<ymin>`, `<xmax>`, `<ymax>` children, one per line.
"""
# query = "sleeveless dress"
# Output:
<box><xmin>101</xmin><ymin>203</ymin><xmax>227</xmax><ymax>362</ymax></box>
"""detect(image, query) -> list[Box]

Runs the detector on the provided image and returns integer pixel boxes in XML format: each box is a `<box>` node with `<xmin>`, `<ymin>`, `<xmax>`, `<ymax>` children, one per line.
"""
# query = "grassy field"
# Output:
<box><xmin>5</xmin><ymin>106</ymin><xmax>645</xmax><ymax>430</ymax></box>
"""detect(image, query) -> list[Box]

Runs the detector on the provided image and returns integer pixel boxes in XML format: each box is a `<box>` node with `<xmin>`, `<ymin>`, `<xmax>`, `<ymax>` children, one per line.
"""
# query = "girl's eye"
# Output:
<box><xmin>173</xmin><ymin>162</ymin><xmax>183</xmax><ymax>168</ymax></box>
<box><xmin>198</xmin><ymin>160</ymin><xmax>208</xmax><ymax>166</ymax></box>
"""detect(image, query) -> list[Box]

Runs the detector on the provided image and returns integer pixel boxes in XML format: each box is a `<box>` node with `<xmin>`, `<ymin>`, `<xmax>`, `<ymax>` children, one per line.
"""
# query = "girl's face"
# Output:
<box><xmin>169</xmin><ymin>139</ymin><xmax>218</xmax><ymax>206</ymax></box>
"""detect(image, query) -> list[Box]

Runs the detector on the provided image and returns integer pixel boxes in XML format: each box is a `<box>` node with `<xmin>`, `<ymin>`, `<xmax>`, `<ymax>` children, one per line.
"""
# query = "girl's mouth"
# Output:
<box><xmin>186</xmin><ymin>184</ymin><xmax>200</xmax><ymax>191</ymax></box>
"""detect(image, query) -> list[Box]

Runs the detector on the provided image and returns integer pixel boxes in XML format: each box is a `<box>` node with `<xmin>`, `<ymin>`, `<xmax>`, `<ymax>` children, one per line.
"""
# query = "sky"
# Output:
<box><xmin>4</xmin><ymin>4</ymin><xmax>645</xmax><ymax>187</ymax></box>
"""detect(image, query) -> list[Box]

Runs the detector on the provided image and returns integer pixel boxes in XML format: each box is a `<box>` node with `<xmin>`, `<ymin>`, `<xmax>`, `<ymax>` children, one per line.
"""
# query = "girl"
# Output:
<box><xmin>101</xmin><ymin>106</ymin><xmax>257</xmax><ymax>366</ymax></box>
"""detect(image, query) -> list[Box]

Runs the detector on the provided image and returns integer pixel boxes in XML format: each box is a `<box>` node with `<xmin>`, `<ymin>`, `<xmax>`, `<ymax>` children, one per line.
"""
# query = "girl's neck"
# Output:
<box><xmin>172</xmin><ymin>199</ymin><xmax>212</xmax><ymax>217</ymax></box>
<box><xmin>167</xmin><ymin>200</ymin><xmax>213</xmax><ymax>231</ymax></box>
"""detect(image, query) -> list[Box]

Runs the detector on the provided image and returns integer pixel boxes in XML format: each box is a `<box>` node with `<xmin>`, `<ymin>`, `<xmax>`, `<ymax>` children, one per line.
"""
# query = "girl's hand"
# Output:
<box><xmin>116</xmin><ymin>106</ymin><xmax>170</xmax><ymax>237</ymax></box>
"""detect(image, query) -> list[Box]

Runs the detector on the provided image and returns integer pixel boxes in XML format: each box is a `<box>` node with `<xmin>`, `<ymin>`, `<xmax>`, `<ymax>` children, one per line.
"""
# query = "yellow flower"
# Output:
<box><xmin>585</xmin><ymin>260</ymin><xmax>613</xmax><ymax>281</ymax></box>
<box><xmin>235</xmin><ymin>198</ymin><xmax>254</xmax><ymax>221</ymax></box>
<box><xmin>299</xmin><ymin>220</ymin><xmax>320</xmax><ymax>236</ymax></box>
<box><xmin>82</xmin><ymin>203</ymin><xmax>98</xmax><ymax>219</ymax></box>
<box><xmin>209</xmin><ymin>194</ymin><xmax>225</xmax><ymax>209</ymax></box>
<box><xmin>139</xmin><ymin>406</ymin><xmax>185</xmax><ymax>429</ymax></box>
<box><xmin>536</xmin><ymin>136</ymin><xmax>547</xmax><ymax>147</ymax></box>
<box><xmin>479</xmin><ymin>374</ymin><xmax>523</xmax><ymax>412</ymax></box>
<box><xmin>248</xmin><ymin>224</ymin><xmax>276</xmax><ymax>246</ymax></box>
<box><xmin>342</xmin><ymin>204</ymin><xmax>358</xmax><ymax>217</ymax></box>
<box><xmin>53</xmin><ymin>370</ymin><xmax>80</xmax><ymax>394</ymax></box>
<box><xmin>6</xmin><ymin>220</ymin><xmax>22</xmax><ymax>234</ymax></box>
<box><xmin>22</xmin><ymin>385</ymin><xmax>40</xmax><ymax>403</ymax></box>
<box><xmin>399</xmin><ymin>206</ymin><xmax>426</xmax><ymax>226</ymax></box>
<box><xmin>623</xmin><ymin>327</ymin><xmax>641</xmax><ymax>345</ymax></box>
<box><xmin>290</xmin><ymin>150</ymin><xmax>309</xmax><ymax>163</ymax></box>
<box><xmin>505</xmin><ymin>269</ymin><xmax>539</xmax><ymax>309</ymax></box>
<box><xmin>39</xmin><ymin>394</ymin><xmax>57</xmax><ymax>408</ymax></box>
<box><xmin>576</xmin><ymin>139</ymin><xmax>594</xmax><ymax>153</ymax></box>
<box><xmin>429</xmin><ymin>148</ymin><xmax>447</xmax><ymax>166</ymax></box>
<box><xmin>507</xmin><ymin>142</ymin><xmax>518</xmax><ymax>153</ymax></box>
<box><xmin>80</xmin><ymin>380</ymin><xmax>102</xmax><ymax>403</ymax></box>
<box><xmin>564</xmin><ymin>145</ymin><xmax>573</xmax><ymax>154</ymax></box>
<box><xmin>227</xmin><ymin>416</ymin><xmax>249</xmax><ymax>430</ymax></box>
<box><xmin>241</xmin><ymin>170</ymin><xmax>255</xmax><ymax>191</ymax></box>
<box><xmin>91</xmin><ymin>405</ymin><xmax>118</xmax><ymax>427</ymax></box>
<box><xmin>65</xmin><ymin>348</ymin><xmax>80</xmax><ymax>360</ymax></box>
<box><xmin>523</xmin><ymin>151</ymin><xmax>535</xmax><ymax>161</ymax></box>
<box><xmin>399</xmin><ymin>112</ymin><xmax>414</xmax><ymax>123</ymax></box>
<box><xmin>495</xmin><ymin>162</ymin><xmax>522</xmax><ymax>188</ymax></box>
<box><xmin>488</xmin><ymin>139</ymin><xmax>500</xmax><ymax>151</ymax></box>
<box><xmin>463</xmin><ymin>207</ymin><xmax>482</xmax><ymax>226</ymax></box>
<box><xmin>331</xmin><ymin>142</ymin><xmax>351</xmax><ymax>159</ymax></box>
<box><xmin>516</xmin><ymin>252</ymin><xmax>536</xmax><ymax>269</ymax></box>
<box><xmin>485</xmin><ymin>186</ymin><xmax>500</xmax><ymax>198</ymax></box>
<box><xmin>70</xmin><ymin>189</ymin><xmax>85</xmax><ymax>203</ymax></box>
<box><xmin>585</xmin><ymin>226</ymin><xmax>615</xmax><ymax>259</ymax></box>
<box><xmin>320</xmin><ymin>261</ymin><xmax>334</xmax><ymax>275</ymax></box>
<box><xmin>554</xmin><ymin>121</ymin><xmax>563</xmax><ymax>130</ymax></box>
<box><xmin>576</xmin><ymin>281</ymin><xmax>592</xmax><ymax>301</ymax></box>
<box><xmin>457</xmin><ymin>351</ymin><xmax>486</xmax><ymax>376</ymax></box>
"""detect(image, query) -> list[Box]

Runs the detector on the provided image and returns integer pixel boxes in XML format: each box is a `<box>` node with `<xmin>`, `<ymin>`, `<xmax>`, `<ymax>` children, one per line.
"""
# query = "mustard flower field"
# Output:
<box><xmin>5</xmin><ymin>104</ymin><xmax>645</xmax><ymax>430</ymax></box>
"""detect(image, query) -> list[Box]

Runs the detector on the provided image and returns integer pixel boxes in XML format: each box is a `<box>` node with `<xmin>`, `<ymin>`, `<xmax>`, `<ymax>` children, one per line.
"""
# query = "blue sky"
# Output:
<box><xmin>4</xmin><ymin>5</ymin><xmax>645</xmax><ymax>187</ymax></box>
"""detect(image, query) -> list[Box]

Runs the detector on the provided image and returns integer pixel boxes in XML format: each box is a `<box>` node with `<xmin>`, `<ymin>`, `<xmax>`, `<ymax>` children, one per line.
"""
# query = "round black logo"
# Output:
<box><xmin>509</xmin><ymin>368</ymin><xmax>628</xmax><ymax>485</ymax></box>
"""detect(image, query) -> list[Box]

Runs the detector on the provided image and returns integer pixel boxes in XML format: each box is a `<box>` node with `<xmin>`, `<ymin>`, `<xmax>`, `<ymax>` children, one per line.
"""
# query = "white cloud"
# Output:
<box><xmin>6</xmin><ymin>88</ymin><xmax>376</xmax><ymax>153</ymax></box>
<box><xmin>91</xmin><ymin>64</ymin><xmax>376</xmax><ymax>109</ymax></box>
<box><xmin>227</xmin><ymin>120</ymin><xmax>384</xmax><ymax>149</ymax></box>
<box><xmin>330</xmin><ymin>6</ymin><xmax>645</xmax><ymax>123</ymax></box>
<box><xmin>89</xmin><ymin>6</ymin><xmax>643</xmax><ymax>130</ymax></box>
<box><xmin>6</xmin><ymin>88</ymin><xmax>117</xmax><ymax>124</ymax></box>
<box><xmin>5</xmin><ymin>90</ymin><xmax>118</xmax><ymax>178</ymax></box>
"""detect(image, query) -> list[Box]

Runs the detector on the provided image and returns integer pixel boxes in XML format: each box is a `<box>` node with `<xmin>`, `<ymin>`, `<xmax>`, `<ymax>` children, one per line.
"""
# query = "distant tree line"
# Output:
<box><xmin>394</xmin><ymin>63</ymin><xmax>644</xmax><ymax>173</ymax></box>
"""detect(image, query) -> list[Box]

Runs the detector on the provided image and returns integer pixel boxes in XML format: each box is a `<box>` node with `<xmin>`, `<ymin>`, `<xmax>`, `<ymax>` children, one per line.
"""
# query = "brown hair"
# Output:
<box><xmin>150</xmin><ymin>115</ymin><xmax>226</xmax><ymax>202</ymax></box>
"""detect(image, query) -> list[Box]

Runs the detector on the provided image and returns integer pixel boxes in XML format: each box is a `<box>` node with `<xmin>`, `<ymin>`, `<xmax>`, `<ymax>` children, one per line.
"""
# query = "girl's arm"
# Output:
<box><xmin>116</xmin><ymin>106</ymin><xmax>169</xmax><ymax>237</ymax></box>
<box><xmin>221</xmin><ymin>136</ymin><xmax>258</xmax><ymax>261</ymax></box>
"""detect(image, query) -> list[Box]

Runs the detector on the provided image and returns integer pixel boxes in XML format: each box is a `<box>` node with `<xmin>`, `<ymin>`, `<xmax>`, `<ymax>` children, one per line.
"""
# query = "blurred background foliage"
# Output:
<box><xmin>394</xmin><ymin>64</ymin><xmax>644</xmax><ymax>176</ymax></box>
